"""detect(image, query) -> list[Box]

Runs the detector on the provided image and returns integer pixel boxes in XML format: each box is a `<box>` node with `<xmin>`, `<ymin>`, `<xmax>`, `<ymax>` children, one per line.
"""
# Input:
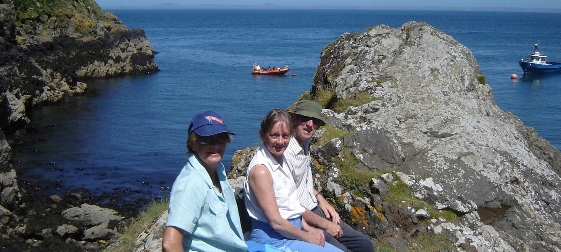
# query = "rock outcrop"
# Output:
<box><xmin>0</xmin><ymin>0</ymin><xmax>158</xmax><ymax>250</ymax></box>
<box><xmin>0</xmin><ymin>0</ymin><xmax>158</xmax><ymax>143</ymax></box>
<box><xmin>301</xmin><ymin>21</ymin><xmax>560</xmax><ymax>250</ymax></box>
<box><xmin>62</xmin><ymin>204</ymin><xmax>122</xmax><ymax>241</ymax></box>
<box><xmin>133</xmin><ymin>21</ymin><xmax>561</xmax><ymax>251</ymax></box>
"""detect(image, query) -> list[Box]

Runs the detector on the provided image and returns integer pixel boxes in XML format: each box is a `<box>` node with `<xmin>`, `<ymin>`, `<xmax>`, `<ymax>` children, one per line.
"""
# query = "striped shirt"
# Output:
<box><xmin>285</xmin><ymin>137</ymin><xmax>318</xmax><ymax>210</ymax></box>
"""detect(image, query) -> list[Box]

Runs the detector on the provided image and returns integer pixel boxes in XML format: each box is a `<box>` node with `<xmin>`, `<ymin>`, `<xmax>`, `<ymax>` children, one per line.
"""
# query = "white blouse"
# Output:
<box><xmin>244</xmin><ymin>145</ymin><xmax>306</xmax><ymax>222</ymax></box>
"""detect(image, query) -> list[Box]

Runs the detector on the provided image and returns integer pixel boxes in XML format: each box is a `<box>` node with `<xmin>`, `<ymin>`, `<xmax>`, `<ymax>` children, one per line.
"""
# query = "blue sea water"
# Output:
<box><xmin>12</xmin><ymin>9</ymin><xmax>561</xmax><ymax>207</ymax></box>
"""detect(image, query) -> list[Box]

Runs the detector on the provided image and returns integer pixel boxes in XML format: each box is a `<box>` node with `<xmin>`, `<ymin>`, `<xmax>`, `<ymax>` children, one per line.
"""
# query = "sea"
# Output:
<box><xmin>11</xmin><ymin>9</ymin><xmax>561</xmax><ymax>209</ymax></box>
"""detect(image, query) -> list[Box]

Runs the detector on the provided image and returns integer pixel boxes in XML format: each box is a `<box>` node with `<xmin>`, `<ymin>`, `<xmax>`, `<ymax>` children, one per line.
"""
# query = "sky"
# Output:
<box><xmin>93</xmin><ymin>0</ymin><xmax>561</xmax><ymax>11</ymax></box>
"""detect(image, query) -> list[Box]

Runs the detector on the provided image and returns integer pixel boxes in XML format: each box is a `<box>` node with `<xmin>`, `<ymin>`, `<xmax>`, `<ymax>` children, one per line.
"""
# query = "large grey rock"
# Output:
<box><xmin>62</xmin><ymin>203</ymin><xmax>122</xmax><ymax>227</ymax></box>
<box><xmin>56</xmin><ymin>224</ymin><xmax>79</xmax><ymax>239</ymax></box>
<box><xmin>313</xmin><ymin>21</ymin><xmax>561</xmax><ymax>250</ymax></box>
<box><xmin>0</xmin><ymin>169</ymin><xmax>21</xmax><ymax>210</ymax></box>
<box><xmin>83</xmin><ymin>222</ymin><xmax>117</xmax><ymax>241</ymax></box>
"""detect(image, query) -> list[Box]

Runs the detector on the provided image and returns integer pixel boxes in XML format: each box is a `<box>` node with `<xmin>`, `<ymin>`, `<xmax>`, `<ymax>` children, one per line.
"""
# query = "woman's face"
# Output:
<box><xmin>262</xmin><ymin>121</ymin><xmax>291</xmax><ymax>163</ymax></box>
<box><xmin>191</xmin><ymin>133</ymin><xmax>230</xmax><ymax>169</ymax></box>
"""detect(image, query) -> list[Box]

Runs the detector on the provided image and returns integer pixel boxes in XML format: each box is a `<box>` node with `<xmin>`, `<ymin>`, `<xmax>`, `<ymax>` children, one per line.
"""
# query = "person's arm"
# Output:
<box><xmin>302</xmin><ymin>208</ymin><xmax>343</xmax><ymax>239</ymax></box>
<box><xmin>162</xmin><ymin>226</ymin><xmax>186</xmax><ymax>252</ymax></box>
<box><xmin>248</xmin><ymin>164</ymin><xmax>325</xmax><ymax>247</ymax></box>
<box><xmin>300</xmin><ymin>215</ymin><xmax>326</xmax><ymax>240</ymax></box>
<box><xmin>314</xmin><ymin>189</ymin><xmax>341</xmax><ymax>224</ymax></box>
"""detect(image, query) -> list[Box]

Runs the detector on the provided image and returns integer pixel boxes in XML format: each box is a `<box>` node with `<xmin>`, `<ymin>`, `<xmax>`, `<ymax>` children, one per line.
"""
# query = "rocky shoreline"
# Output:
<box><xmin>1</xmin><ymin>0</ymin><xmax>159</xmax><ymax>250</ymax></box>
<box><xmin>0</xmin><ymin>185</ymin><xmax>148</xmax><ymax>251</ymax></box>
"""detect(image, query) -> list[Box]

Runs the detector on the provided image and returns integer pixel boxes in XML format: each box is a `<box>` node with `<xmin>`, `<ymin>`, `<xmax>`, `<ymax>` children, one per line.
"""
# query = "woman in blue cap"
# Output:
<box><xmin>162</xmin><ymin>111</ymin><xmax>248</xmax><ymax>252</ymax></box>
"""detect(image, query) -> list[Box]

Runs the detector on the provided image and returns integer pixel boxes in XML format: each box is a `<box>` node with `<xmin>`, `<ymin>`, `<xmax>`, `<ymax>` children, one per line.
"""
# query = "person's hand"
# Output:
<box><xmin>304</xmin><ymin>226</ymin><xmax>325</xmax><ymax>247</ymax></box>
<box><xmin>318</xmin><ymin>196</ymin><xmax>341</xmax><ymax>224</ymax></box>
<box><xmin>325</xmin><ymin>221</ymin><xmax>343</xmax><ymax>239</ymax></box>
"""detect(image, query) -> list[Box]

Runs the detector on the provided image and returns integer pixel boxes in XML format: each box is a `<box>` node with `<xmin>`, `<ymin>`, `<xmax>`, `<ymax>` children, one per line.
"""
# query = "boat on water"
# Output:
<box><xmin>252</xmin><ymin>64</ymin><xmax>289</xmax><ymax>75</ymax></box>
<box><xmin>519</xmin><ymin>43</ymin><xmax>561</xmax><ymax>73</ymax></box>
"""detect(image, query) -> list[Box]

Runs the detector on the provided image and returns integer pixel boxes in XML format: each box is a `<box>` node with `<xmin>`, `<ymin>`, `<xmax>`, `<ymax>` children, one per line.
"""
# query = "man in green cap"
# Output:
<box><xmin>286</xmin><ymin>100</ymin><xmax>375</xmax><ymax>252</ymax></box>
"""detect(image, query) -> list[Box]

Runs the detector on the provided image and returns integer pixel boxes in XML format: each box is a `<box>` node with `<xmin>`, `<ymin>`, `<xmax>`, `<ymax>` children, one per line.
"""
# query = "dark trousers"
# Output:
<box><xmin>312</xmin><ymin>206</ymin><xmax>376</xmax><ymax>252</ymax></box>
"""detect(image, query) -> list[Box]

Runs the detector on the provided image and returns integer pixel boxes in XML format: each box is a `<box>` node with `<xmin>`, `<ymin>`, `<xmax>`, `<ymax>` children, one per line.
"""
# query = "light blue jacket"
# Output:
<box><xmin>167</xmin><ymin>154</ymin><xmax>247</xmax><ymax>252</ymax></box>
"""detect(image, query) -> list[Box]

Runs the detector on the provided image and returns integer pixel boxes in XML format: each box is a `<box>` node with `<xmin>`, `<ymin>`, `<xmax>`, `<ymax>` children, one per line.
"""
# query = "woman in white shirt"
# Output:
<box><xmin>244</xmin><ymin>109</ymin><xmax>342</xmax><ymax>252</ymax></box>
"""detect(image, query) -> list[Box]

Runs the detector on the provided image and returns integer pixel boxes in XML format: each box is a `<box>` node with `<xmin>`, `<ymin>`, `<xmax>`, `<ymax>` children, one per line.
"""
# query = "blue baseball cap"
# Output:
<box><xmin>188</xmin><ymin>111</ymin><xmax>235</xmax><ymax>136</ymax></box>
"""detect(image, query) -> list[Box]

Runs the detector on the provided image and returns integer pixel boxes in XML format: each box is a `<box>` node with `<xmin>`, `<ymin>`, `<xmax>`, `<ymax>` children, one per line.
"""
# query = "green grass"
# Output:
<box><xmin>413</xmin><ymin>229</ymin><xmax>456</xmax><ymax>251</ymax></box>
<box><xmin>104</xmin><ymin>199</ymin><xmax>169</xmax><ymax>252</ymax></box>
<box><xmin>374</xmin><ymin>244</ymin><xmax>397</xmax><ymax>252</ymax></box>
<box><xmin>314</xmin><ymin>86</ymin><xmax>339</xmax><ymax>109</ymax></box>
<box><xmin>316</xmin><ymin>124</ymin><xmax>352</xmax><ymax>146</ymax></box>
<box><xmin>332</xmin><ymin>91</ymin><xmax>378</xmax><ymax>113</ymax></box>
<box><xmin>477</xmin><ymin>74</ymin><xmax>487</xmax><ymax>84</ymax></box>
<box><xmin>13</xmin><ymin>0</ymin><xmax>115</xmax><ymax>40</ymax></box>
<box><xmin>299</xmin><ymin>92</ymin><xmax>312</xmax><ymax>101</ymax></box>
<box><xmin>382</xmin><ymin>177</ymin><xmax>460</xmax><ymax>222</ymax></box>
<box><xmin>16</xmin><ymin>0</ymin><xmax>108</xmax><ymax>20</ymax></box>
<box><xmin>312</xmin><ymin>87</ymin><xmax>378</xmax><ymax>114</ymax></box>
<box><xmin>333</xmin><ymin>149</ymin><xmax>377</xmax><ymax>190</ymax></box>
<box><xmin>374</xmin><ymin>229</ymin><xmax>456</xmax><ymax>252</ymax></box>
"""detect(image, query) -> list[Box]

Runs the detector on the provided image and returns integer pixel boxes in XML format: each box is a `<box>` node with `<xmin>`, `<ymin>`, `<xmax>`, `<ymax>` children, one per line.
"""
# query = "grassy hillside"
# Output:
<box><xmin>15</xmin><ymin>0</ymin><xmax>109</xmax><ymax>21</ymax></box>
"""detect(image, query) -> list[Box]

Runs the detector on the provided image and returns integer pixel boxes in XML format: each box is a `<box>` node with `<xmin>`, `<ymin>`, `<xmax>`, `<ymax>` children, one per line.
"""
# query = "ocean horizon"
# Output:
<box><xmin>99</xmin><ymin>4</ymin><xmax>561</xmax><ymax>13</ymax></box>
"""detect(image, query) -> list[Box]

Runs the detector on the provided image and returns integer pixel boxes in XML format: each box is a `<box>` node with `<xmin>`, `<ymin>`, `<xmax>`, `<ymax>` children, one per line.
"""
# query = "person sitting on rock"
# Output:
<box><xmin>285</xmin><ymin>100</ymin><xmax>376</xmax><ymax>252</ymax></box>
<box><xmin>162</xmin><ymin>111</ymin><xmax>247</xmax><ymax>252</ymax></box>
<box><xmin>243</xmin><ymin>109</ymin><xmax>343</xmax><ymax>252</ymax></box>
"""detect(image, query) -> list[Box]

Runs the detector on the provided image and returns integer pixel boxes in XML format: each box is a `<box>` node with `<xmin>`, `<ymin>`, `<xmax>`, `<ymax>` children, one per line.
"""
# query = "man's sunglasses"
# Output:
<box><xmin>298</xmin><ymin>116</ymin><xmax>323</xmax><ymax>125</ymax></box>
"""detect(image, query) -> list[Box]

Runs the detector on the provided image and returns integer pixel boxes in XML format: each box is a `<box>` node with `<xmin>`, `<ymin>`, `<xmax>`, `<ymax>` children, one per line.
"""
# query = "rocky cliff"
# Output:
<box><xmin>300</xmin><ymin>21</ymin><xmax>561</xmax><ymax>250</ymax></box>
<box><xmin>0</xmin><ymin>0</ymin><xmax>157</xmax><ymax>250</ymax></box>
<box><xmin>0</xmin><ymin>0</ymin><xmax>157</xmax><ymax>142</ymax></box>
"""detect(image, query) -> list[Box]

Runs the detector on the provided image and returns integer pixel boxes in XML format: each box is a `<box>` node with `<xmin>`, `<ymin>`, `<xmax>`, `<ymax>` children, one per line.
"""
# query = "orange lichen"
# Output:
<box><xmin>312</xmin><ymin>158</ymin><xmax>324</xmax><ymax>173</ymax></box>
<box><xmin>232</xmin><ymin>149</ymin><xmax>253</xmax><ymax>166</ymax></box>
<box><xmin>350</xmin><ymin>205</ymin><xmax>368</xmax><ymax>226</ymax></box>
<box><xmin>232</xmin><ymin>152</ymin><xmax>242</xmax><ymax>166</ymax></box>
<box><xmin>376</xmin><ymin>211</ymin><xmax>386</xmax><ymax>220</ymax></box>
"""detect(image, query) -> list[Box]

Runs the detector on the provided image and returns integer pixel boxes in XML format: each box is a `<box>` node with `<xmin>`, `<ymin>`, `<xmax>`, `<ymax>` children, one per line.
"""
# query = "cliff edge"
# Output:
<box><xmin>0</xmin><ymin>0</ymin><xmax>158</xmax><ymax>250</ymax></box>
<box><xmin>0</xmin><ymin>0</ymin><xmax>158</xmax><ymax>146</ymax></box>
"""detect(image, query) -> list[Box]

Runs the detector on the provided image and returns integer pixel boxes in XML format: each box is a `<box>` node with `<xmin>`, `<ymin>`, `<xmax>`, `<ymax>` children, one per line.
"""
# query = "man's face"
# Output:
<box><xmin>293</xmin><ymin>115</ymin><xmax>321</xmax><ymax>143</ymax></box>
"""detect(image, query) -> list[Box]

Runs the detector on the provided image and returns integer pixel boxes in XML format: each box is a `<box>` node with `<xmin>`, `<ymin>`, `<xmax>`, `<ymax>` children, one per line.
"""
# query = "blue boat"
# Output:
<box><xmin>519</xmin><ymin>43</ymin><xmax>561</xmax><ymax>73</ymax></box>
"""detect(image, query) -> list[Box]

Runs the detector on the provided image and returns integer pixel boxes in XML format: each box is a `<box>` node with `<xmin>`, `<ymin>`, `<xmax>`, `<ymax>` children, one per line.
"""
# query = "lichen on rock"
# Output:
<box><xmin>305</xmin><ymin>21</ymin><xmax>561</xmax><ymax>250</ymax></box>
